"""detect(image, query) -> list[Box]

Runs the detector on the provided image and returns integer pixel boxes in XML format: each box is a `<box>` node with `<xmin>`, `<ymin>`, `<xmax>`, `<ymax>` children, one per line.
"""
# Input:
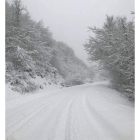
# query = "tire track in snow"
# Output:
<box><xmin>6</xmin><ymin>92</ymin><xmax>69</xmax><ymax>140</ymax></box>
<box><xmin>6</xmin><ymin>92</ymin><xmax>56</xmax><ymax>115</ymax></box>
<box><xmin>6</xmin><ymin>83</ymin><xmax>134</xmax><ymax>140</ymax></box>
<box><xmin>6</xmin><ymin>92</ymin><xmax>64</xmax><ymax>130</ymax></box>
<box><xmin>47</xmin><ymin>92</ymin><xmax>79</xmax><ymax>140</ymax></box>
<box><xmin>70</xmin><ymin>92</ymin><xmax>99</xmax><ymax>140</ymax></box>
<box><xmin>83</xmin><ymin>92</ymin><xmax>128</xmax><ymax>140</ymax></box>
<box><xmin>9</xmin><ymin>90</ymin><xmax>78</xmax><ymax>140</ymax></box>
<box><xmin>63</xmin><ymin>92</ymin><xmax>80</xmax><ymax>140</ymax></box>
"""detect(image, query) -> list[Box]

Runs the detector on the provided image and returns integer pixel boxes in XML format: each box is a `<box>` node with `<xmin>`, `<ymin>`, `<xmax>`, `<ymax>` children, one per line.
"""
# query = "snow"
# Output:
<box><xmin>6</xmin><ymin>82</ymin><xmax>134</xmax><ymax>140</ymax></box>
<box><xmin>6</xmin><ymin>82</ymin><xmax>62</xmax><ymax>110</ymax></box>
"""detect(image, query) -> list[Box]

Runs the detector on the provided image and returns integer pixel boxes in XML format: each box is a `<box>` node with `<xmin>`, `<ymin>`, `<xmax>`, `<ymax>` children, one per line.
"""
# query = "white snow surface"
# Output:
<box><xmin>6</xmin><ymin>81</ymin><xmax>134</xmax><ymax>140</ymax></box>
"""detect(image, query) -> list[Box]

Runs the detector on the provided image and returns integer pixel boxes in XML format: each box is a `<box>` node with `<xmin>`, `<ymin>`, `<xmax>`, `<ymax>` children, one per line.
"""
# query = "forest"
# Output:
<box><xmin>6</xmin><ymin>0</ymin><xmax>135</xmax><ymax>101</ymax></box>
<box><xmin>6</xmin><ymin>0</ymin><xmax>91</xmax><ymax>93</ymax></box>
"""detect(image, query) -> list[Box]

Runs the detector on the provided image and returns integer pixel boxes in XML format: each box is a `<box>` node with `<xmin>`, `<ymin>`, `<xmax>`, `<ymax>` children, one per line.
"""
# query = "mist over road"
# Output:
<box><xmin>6</xmin><ymin>82</ymin><xmax>134</xmax><ymax>140</ymax></box>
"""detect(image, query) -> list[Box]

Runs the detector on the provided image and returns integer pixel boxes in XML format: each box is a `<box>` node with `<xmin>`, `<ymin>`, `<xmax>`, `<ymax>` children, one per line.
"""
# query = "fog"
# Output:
<box><xmin>8</xmin><ymin>0</ymin><xmax>134</xmax><ymax>65</ymax></box>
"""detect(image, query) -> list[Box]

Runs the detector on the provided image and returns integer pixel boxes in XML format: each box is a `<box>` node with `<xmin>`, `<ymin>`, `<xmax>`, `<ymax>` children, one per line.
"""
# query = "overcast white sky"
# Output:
<box><xmin>9</xmin><ymin>0</ymin><xmax>134</xmax><ymax>65</ymax></box>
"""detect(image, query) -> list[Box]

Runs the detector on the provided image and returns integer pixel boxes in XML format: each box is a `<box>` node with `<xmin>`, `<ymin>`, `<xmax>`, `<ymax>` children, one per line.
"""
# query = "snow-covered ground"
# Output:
<box><xmin>6</xmin><ymin>82</ymin><xmax>134</xmax><ymax>140</ymax></box>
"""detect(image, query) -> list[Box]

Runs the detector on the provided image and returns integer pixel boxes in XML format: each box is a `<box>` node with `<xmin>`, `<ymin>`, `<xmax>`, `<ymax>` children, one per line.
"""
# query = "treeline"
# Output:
<box><xmin>6</xmin><ymin>0</ymin><xmax>90</xmax><ymax>93</ymax></box>
<box><xmin>84</xmin><ymin>16</ymin><xmax>135</xmax><ymax>101</ymax></box>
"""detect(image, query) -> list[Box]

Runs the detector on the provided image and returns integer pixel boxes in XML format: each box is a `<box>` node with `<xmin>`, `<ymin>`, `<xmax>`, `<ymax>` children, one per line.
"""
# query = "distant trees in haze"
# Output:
<box><xmin>50</xmin><ymin>41</ymin><xmax>90</xmax><ymax>86</ymax></box>
<box><xmin>84</xmin><ymin>16</ymin><xmax>135</xmax><ymax>101</ymax></box>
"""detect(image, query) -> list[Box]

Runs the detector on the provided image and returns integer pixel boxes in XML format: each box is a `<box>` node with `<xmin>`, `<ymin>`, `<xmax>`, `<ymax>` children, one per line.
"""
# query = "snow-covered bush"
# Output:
<box><xmin>8</xmin><ymin>72</ymin><xmax>39</xmax><ymax>93</ymax></box>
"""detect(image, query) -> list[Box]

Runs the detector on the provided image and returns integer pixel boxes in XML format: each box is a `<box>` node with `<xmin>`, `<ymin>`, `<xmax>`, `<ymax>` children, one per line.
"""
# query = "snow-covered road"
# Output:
<box><xmin>6</xmin><ymin>82</ymin><xmax>134</xmax><ymax>140</ymax></box>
